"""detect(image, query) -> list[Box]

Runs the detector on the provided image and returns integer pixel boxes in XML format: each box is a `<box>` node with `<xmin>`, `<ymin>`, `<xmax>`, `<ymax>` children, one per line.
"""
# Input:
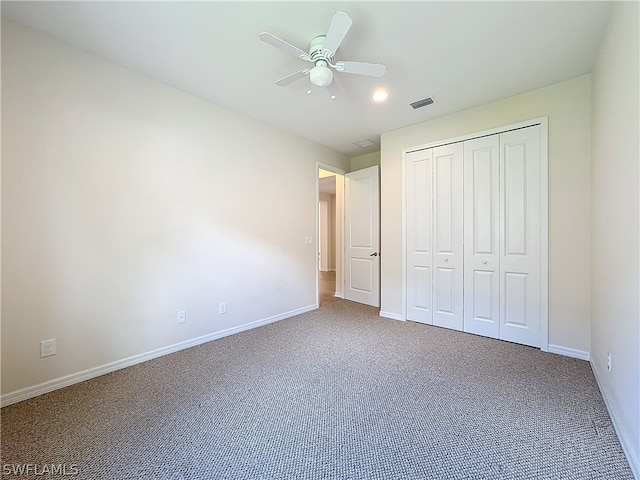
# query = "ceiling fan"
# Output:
<box><xmin>259</xmin><ymin>11</ymin><xmax>386</xmax><ymax>97</ymax></box>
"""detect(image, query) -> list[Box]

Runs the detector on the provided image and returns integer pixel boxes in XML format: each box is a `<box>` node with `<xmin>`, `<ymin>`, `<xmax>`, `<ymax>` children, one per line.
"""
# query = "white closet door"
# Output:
<box><xmin>463</xmin><ymin>135</ymin><xmax>500</xmax><ymax>338</ymax></box>
<box><xmin>406</xmin><ymin>149</ymin><xmax>433</xmax><ymax>324</ymax></box>
<box><xmin>432</xmin><ymin>143</ymin><xmax>464</xmax><ymax>331</ymax></box>
<box><xmin>499</xmin><ymin>126</ymin><xmax>541</xmax><ymax>347</ymax></box>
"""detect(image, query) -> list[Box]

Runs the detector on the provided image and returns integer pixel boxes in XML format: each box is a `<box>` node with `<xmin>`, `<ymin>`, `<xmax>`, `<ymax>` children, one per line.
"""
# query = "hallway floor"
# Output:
<box><xmin>319</xmin><ymin>271</ymin><xmax>336</xmax><ymax>306</ymax></box>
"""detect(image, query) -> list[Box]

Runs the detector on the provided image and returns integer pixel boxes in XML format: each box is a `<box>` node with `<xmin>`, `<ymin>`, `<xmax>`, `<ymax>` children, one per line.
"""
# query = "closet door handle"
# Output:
<box><xmin>369</xmin><ymin>252</ymin><xmax>378</xmax><ymax>257</ymax></box>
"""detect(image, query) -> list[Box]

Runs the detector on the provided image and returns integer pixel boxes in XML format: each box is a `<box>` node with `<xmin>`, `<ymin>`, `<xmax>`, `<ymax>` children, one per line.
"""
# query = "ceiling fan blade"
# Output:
<box><xmin>322</xmin><ymin>11</ymin><xmax>352</xmax><ymax>57</ymax></box>
<box><xmin>259</xmin><ymin>32</ymin><xmax>311</xmax><ymax>61</ymax></box>
<box><xmin>334</xmin><ymin>61</ymin><xmax>386</xmax><ymax>77</ymax></box>
<box><xmin>275</xmin><ymin>69</ymin><xmax>310</xmax><ymax>86</ymax></box>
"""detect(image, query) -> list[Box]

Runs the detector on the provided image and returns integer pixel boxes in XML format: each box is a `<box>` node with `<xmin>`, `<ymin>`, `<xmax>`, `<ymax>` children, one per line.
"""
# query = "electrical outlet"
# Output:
<box><xmin>177</xmin><ymin>310</ymin><xmax>186</xmax><ymax>324</ymax></box>
<box><xmin>219</xmin><ymin>302</ymin><xmax>226</xmax><ymax>314</ymax></box>
<box><xmin>40</xmin><ymin>339</ymin><xmax>56</xmax><ymax>358</ymax></box>
<box><xmin>607</xmin><ymin>353</ymin><xmax>612</xmax><ymax>372</ymax></box>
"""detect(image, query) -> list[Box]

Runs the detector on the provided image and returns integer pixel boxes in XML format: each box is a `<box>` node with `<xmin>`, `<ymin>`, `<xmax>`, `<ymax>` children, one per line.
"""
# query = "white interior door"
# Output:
<box><xmin>464</xmin><ymin>135</ymin><xmax>500</xmax><ymax>338</ymax></box>
<box><xmin>406</xmin><ymin>149</ymin><xmax>433</xmax><ymax>323</ymax></box>
<box><xmin>499</xmin><ymin>125</ymin><xmax>541</xmax><ymax>347</ymax></box>
<box><xmin>345</xmin><ymin>166</ymin><xmax>380</xmax><ymax>307</ymax></box>
<box><xmin>432</xmin><ymin>143</ymin><xmax>464</xmax><ymax>331</ymax></box>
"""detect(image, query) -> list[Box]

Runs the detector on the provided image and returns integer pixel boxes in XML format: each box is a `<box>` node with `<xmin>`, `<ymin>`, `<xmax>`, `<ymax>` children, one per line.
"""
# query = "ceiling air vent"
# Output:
<box><xmin>353</xmin><ymin>138</ymin><xmax>374</xmax><ymax>148</ymax></box>
<box><xmin>410</xmin><ymin>97</ymin><xmax>434</xmax><ymax>109</ymax></box>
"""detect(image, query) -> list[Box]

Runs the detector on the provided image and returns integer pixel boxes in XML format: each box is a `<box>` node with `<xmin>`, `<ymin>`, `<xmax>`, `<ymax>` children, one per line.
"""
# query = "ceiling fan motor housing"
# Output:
<box><xmin>309</xmin><ymin>35</ymin><xmax>333</xmax><ymax>62</ymax></box>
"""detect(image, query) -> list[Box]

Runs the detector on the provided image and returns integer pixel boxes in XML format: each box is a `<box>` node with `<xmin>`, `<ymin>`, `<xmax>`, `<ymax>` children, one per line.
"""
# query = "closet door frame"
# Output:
<box><xmin>401</xmin><ymin>117</ymin><xmax>549</xmax><ymax>352</ymax></box>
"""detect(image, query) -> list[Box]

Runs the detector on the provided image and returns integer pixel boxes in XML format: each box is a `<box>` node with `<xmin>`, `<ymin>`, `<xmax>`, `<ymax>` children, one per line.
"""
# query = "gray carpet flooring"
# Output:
<box><xmin>1</xmin><ymin>287</ymin><xmax>634</xmax><ymax>479</ymax></box>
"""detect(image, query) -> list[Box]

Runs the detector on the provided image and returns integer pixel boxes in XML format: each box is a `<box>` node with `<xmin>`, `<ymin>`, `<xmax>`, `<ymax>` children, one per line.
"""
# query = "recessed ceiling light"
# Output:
<box><xmin>372</xmin><ymin>89</ymin><xmax>388</xmax><ymax>103</ymax></box>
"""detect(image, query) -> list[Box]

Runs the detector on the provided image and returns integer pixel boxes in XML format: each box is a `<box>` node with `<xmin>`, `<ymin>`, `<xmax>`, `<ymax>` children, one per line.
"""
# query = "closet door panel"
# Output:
<box><xmin>432</xmin><ymin>143</ymin><xmax>464</xmax><ymax>331</ymax></box>
<box><xmin>499</xmin><ymin>126</ymin><xmax>541</xmax><ymax>347</ymax></box>
<box><xmin>406</xmin><ymin>149</ymin><xmax>433</xmax><ymax>323</ymax></box>
<box><xmin>504</xmin><ymin>142</ymin><xmax>527</xmax><ymax>255</ymax></box>
<box><xmin>435</xmin><ymin>266</ymin><xmax>455</xmax><ymax>315</ymax></box>
<box><xmin>463</xmin><ymin>135</ymin><xmax>500</xmax><ymax>338</ymax></box>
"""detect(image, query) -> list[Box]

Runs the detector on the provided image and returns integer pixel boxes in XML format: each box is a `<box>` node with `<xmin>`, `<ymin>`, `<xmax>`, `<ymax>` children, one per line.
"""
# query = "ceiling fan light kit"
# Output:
<box><xmin>259</xmin><ymin>11</ymin><xmax>386</xmax><ymax>96</ymax></box>
<box><xmin>309</xmin><ymin>60</ymin><xmax>333</xmax><ymax>87</ymax></box>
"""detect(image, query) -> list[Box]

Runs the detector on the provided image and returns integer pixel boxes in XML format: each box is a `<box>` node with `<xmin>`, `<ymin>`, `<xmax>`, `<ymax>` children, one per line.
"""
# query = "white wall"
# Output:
<box><xmin>1</xmin><ymin>19</ymin><xmax>348</xmax><ymax>399</ymax></box>
<box><xmin>591</xmin><ymin>2</ymin><xmax>640</xmax><ymax>475</ymax></box>
<box><xmin>381</xmin><ymin>74</ymin><xmax>592</xmax><ymax>354</ymax></box>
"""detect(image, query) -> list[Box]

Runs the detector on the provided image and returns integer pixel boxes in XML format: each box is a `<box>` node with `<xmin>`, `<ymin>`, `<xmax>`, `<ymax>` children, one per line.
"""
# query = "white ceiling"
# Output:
<box><xmin>1</xmin><ymin>1</ymin><xmax>612</xmax><ymax>158</ymax></box>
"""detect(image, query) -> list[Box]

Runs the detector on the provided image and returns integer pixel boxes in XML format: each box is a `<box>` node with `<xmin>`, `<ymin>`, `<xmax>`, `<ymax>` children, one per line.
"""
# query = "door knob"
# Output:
<box><xmin>482</xmin><ymin>260</ymin><xmax>488</xmax><ymax>265</ymax></box>
<box><xmin>369</xmin><ymin>252</ymin><xmax>378</xmax><ymax>257</ymax></box>
<box><xmin>444</xmin><ymin>257</ymin><xmax>449</xmax><ymax>262</ymax></box>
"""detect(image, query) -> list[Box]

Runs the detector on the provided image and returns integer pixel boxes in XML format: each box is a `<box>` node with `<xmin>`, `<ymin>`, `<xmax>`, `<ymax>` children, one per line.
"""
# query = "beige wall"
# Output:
<box><xmin>381</xmin><ymin>74</ymin><xmax>592</xmax><ymax>353</ymax></box>
<box><xmin>1</xmin><ymin>20</ymin><xmax>348</xmax><ymax>398</ymax></box>
<box><xmin>319</xmin><ymin>192</ymin><xmax>336</xmax><ymax>271</ymax></box>
<box><xmin>350</xmin><ymin>151</ymin><xmax>380</xmax><ymax>172</ymax></box>
<box><xmin>591</xmin><ymin>2</ymin><xmax>639</xmax><ymax>474</ymax></box>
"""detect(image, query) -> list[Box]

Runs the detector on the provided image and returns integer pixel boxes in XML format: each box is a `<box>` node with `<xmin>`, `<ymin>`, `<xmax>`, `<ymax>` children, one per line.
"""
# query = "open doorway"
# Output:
<box><xmin>317</xmin><ymin>166</ymin><xmax>344</xmax><ymax>306</ymax></box>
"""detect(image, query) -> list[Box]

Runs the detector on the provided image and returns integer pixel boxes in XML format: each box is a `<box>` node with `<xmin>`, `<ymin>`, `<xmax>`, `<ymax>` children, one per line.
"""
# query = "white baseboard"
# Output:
<box><xmin>547</xmin><ymin>344</ymin><xmax>590</xmax><ymax>361</ymax></box>
<box><xmin>380</xmin><ymin>311</ymin><xmax>404</xmax><ymax>321</ymax></box>
<box><xmin>591</xmin><ymin>361</ymin><xmax>640</xmax><ymax>479</ymax></box>
<box><xmin>0</xmin><ymin>304</ymin><xmax>317</xmax><ymax>408</ymax></box>
<box><xmin>334</xmin><ymin>291</ymin><xmax>343</xmax><ymax>298</ymax></box>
